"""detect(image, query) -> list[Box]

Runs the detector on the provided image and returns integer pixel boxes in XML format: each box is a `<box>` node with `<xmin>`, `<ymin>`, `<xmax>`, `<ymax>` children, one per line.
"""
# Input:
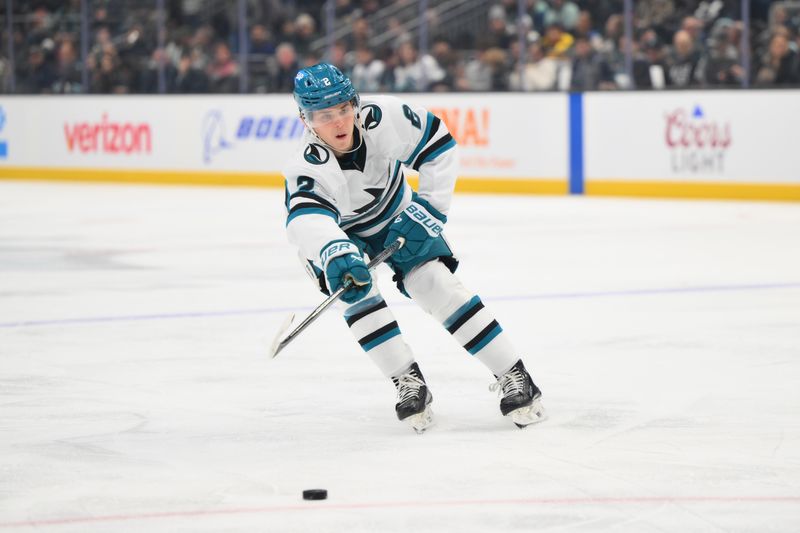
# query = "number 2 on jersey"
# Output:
<box><xmin>297</xmin><ymin>176</ymin><xmax>315</xmax><ymax>191</ymax></box>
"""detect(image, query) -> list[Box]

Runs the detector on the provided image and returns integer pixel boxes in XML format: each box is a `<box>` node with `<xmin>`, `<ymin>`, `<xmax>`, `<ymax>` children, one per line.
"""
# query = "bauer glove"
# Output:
<box><xmin>321</xmin><ymin>239</ymin><xmax>372</xmax><ymax>304</ymax></box>
<box><xmin>383</xmin><ymin>197</ymin><xmax>447</xmax><ymax>264</ymax></box>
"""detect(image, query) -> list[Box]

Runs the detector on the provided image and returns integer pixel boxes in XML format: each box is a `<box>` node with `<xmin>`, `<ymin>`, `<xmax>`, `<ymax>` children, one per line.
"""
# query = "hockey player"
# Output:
<box><xmin>283</xmin><ymin>62</ymin><xmax>545</xmax><ymax>432</ymax></box>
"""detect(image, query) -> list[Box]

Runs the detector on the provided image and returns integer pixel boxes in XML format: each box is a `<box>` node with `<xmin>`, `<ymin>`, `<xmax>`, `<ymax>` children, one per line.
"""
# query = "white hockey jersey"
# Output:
<box><xmin>283</xmin><ymin>94</ymin><xmax>458</xmax><ymax>264</ymax></box>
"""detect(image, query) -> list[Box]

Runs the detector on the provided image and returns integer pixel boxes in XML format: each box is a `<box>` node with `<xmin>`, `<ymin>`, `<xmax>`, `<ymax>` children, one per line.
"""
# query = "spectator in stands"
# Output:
<box><xmin>430</xmin><ymin>37</ymin><xmax>458</xmax><ymax>90</ymax></box>
<box><xmin>249</xmin><ymin>24</ymin><xmax>276</xmax><ymax>55</ymax></box>
<box><xmin>268</xmin><ymin>42</ymin><xmax>299</xmax><ymax>92</ymax></box>
<box><xmin>350</xmin><ymin>46</ymin><xmax>385</xmax><ymax>92</ymax></box>
<box><xmin>328</xmin><ymin>41</ymin><xmax>349</xmax><ymax>71</ymax></box>
<box><xmin>572</xmin><ymin>10</ymin><xmax>603</xmax><ymax>50</ymax></box>
<box><xmin>597</xmin><ymin>13</ymin><xmax>624</xmax><ymax>55</ymax></box>
<box><xmin>207</xmin><ymin>41</ymin><xmax>239</xmax><ymax>93</ymax></box>
<box><xmin>90</xmin><ymin>51</ymin><xmax>123</xmax><ymax>93</ymax></box>
<box><xmin>680</xmin><ymin>16</ymin><xmax>706</xmax><ymax>53</ymax></box>
<box><xmin>635</xmin><ymin>0</ymin><xmax>676</xmax><ymax>41</ymax></box>
<box><xmin>485</xmin><ymin>5</ymin><xmax>513</xmax><ymax>50</ymax></box>
<box><xmin>633</xmin><ymin>31</ymin><xmax>669</xmax><ymax>89</ymax></box>
<box><xmin>293</xmin><ymin>13</ymin><xmax>317</xmax><ymax>57</ymax></box>
<box><xmin>89</xmin><ymin>26</ymin><xmax>115</xmax><ymax>63</ymax></box>
<box><xmin>174</xmin><ymin>52</ymin><xmax>209</xmax><ymax>93</ymax></box>
<box><xmin>458</xmin><ymin>43</ymin><xmax>507</xmax><ymax>91</ymax></box>
<box><xmin>545</xmin><ymin>0</ymin><xmax>581</xmax><ymax>32</ymax></box>
<box><xmin>140</xmin><ymin>48</ymin><xmax>178</xmax><ymax>93</ymax></box>
<box><xmin>52</xmin><ymin>39</ymin><xmax>83</xmax><ymax>93</ymax></box>
<box><xmin>755</xmin><ymin>32</ymin><xmax>800</xmax><ymax>86</ymax></box>
<box><xmin>593</xmin><ymin>33</ymin><xmax>631</xmax><ymax>89</ymax></box>
<box><xmin>666</xmin><ymin>29</ymin><xmax>701</xmax><ymax>87</ymax></box>
<box><xmin>20</xmin><ymin>45</ymin><xmax>55</xmax><ymax>93</ymax></box>
<box><xmin>26</xmin><ymin>6</ymin><xmax>54</xmax><ymax>49</ymax></box>
<box><xmin>755</xmin><ymin>5</ymin><xmax>795</xmax><ymax>63</ymax></box>
<box><xmin>569</xmin><ymin>36</ymin><xmax>614</xmax><ymax>91</ymax></box>
<box><xmin>510</xmin><ymin>41</ymin><xmax>558</xmax><ymax>91</ymax></box>
<box><xmin>541</xmin><ymin>23</ymin><xmax>574</xmax><ymax>59</ymax></box>
<box><xmin>697</xmin><ymin>18</ymin><xmax>744</xmax><ymax>86</ymax></box>
<box><xmin>391</xmin><ymin>40</ymin><xmax>446</xmax><ymax>92</ymax></box>
<box><xmin>345</xmin><ymin>17</ymin><xmax>372</xmax><ymax>51</ymax></box>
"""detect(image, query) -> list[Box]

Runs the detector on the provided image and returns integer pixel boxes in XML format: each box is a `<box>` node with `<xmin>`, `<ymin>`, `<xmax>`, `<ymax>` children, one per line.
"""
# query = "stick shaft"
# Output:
<box><xmin>272</xmin><ymin>238</ymin><xmax>403</xmax><ymax>356</ymax></box>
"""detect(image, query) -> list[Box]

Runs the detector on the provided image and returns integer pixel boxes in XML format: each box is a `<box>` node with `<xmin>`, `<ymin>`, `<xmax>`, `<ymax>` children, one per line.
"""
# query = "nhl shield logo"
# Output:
<box><xmin>362</xmin><ymin>104</ymin><xmax>382</xmax><ymax>131</ymax></box>
<box><xmin>304</xmin><ymin>143</ymin><xmax>330</xmax><ymax>165</ymax></box>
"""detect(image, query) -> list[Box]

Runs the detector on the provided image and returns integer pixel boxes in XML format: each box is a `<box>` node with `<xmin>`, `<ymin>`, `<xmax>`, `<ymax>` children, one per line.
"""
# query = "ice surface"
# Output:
<box><xmin>1</xmin><ymin>181</ymin><xmax>799</xmax><ymax>532</ymax></box>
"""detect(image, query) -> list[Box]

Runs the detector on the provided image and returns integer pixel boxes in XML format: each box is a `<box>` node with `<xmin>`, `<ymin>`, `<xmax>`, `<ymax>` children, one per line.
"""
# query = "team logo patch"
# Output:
<box><xmin>304</xmin><ymin>143</ymin><xmax>330</xmax><ymax>165</ymax></box>
<box><xmin>362</xmin><ymin>104</ymin><xmax>382</xmax><ymax>130</ymax></box>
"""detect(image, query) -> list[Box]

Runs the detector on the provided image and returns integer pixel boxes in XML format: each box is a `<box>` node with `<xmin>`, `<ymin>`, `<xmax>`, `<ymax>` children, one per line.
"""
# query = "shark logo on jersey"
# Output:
<box><xmin>304</xmin><ymin>143</ymin><xmax>330</xmax><ymax>165</ymax></box>
<box><xmin>361</xmin><ymin>104</ymin><xmax>382</xmax><ymax>131</ymax></box>
<box><xmin>353</xmin><ymin>187</ymin><xmax>383</xmax><ymax>214</ymax></box>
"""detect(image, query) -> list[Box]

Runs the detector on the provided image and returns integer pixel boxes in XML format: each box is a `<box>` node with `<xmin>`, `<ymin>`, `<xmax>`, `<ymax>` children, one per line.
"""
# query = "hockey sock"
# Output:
<box><xmin>343</xmin><ymin>290</ymin><xmax>415</xmax><ymax>379</ymax></box>
<box><xmin>404</xmin><ymin>261</ymin><xmax>518</xmax><ymax>376</ymax></box>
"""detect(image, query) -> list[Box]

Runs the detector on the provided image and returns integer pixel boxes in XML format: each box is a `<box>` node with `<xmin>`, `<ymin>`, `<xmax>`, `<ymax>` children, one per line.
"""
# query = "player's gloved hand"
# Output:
<box><xmin>321</xmin><ymin>240</ymin><xmax>372</xmax><ymax>304</ymax></box>
<box><xmin>383</xmin><ymin>197</ymin><xmax>447</xmax><ymax>264</ymax></box>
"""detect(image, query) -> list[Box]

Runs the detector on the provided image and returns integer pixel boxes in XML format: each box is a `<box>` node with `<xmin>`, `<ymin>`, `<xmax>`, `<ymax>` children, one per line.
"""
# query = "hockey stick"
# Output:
<box><xmin>269</xmin><ymin>237</ymin><xmax>405</xmax><ymax>358</ymax></box>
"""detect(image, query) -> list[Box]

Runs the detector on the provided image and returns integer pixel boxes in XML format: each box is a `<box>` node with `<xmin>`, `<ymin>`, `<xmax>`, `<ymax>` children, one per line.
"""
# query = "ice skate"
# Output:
<box><xmin>490</xmin><ymin>359</ymin><xmax>546</xmax><ymax>428</ymax></box>
<box><xmin>392</xmin><ymin>362</ymin><xmax>434</xmax><ymax>434</ymax></box>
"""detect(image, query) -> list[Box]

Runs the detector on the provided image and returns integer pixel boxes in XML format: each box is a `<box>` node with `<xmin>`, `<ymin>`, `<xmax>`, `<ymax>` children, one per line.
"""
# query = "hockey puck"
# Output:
<box><xmin>302</xmin><ymin>489</ymin><xmax>327</xmax><ymax>501</ymax></box>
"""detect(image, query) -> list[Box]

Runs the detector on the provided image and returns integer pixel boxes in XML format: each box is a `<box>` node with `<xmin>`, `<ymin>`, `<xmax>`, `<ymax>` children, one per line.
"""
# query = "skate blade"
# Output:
<box><xmin>405</xmin><ymin>406</ymin><xmax>435</xmax><ymax>434</ymax></box>
<box><xmin>509</xmin><ymin>397</ymin><xmax>546</xmax><ymax>428</ymax></box>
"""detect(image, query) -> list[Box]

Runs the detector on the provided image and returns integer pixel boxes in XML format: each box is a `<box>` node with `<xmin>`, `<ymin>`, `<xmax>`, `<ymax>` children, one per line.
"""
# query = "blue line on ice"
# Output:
<box><xmin>1</xmin><ymin>282</ymin><xmax>798</xmax><ymax>329</ymax></box>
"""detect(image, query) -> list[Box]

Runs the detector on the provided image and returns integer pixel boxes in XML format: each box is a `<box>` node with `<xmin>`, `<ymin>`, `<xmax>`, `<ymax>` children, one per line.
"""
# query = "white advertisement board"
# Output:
<box><xmin>584</xmin><ymin>90</ymin><xmax>800</xmax><ymax>183</ymax></box>
<box><xmin>0</xmin><ymin>95</ymin><xmax>303</xmax><ymax>172</ymax></box>
<box><xmin>0</xmin><ymin>94</ymin><xmax>567</xmax><ymax>182</ymax></box>
<box><xmin>400</xmin><ymin>93</ymin><xmax>567</xmax><ymax>180</ymax></box>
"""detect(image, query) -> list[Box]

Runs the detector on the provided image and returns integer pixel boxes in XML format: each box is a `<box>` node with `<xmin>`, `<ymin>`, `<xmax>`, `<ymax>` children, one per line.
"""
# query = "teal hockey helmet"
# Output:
<box><xmin>293</xmin><ymin>63</ymin><xmax>359</xmax><ymax>117</ymax></box>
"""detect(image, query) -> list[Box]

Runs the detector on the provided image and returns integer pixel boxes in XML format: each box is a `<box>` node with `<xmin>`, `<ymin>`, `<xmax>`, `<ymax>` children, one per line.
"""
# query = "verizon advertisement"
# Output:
<box><xmin>0</xmin><ymin>97</ymin><xmax>161</xmax><ymax>168</ymax></box>
<box><xmin>584</xmin><ymin>90</ymin><xmax>800</xmax><ymax>183</ymax></box>
<box><xmin>64</xmin><ymin>113</ymin><xmax>153</xmax><ymax>155</ymax></box>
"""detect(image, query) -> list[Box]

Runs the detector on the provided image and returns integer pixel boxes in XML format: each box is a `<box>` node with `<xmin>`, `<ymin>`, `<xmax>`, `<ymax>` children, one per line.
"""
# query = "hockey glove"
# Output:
<box><xmin>321</xmin><ymin>239</ymin><xmax>372</xmax><ymax>304</ymax></box>
<box><xmin>383</xmin><ymin>198</ymin><xmax>447</xmax><ymax>264</ymax></box>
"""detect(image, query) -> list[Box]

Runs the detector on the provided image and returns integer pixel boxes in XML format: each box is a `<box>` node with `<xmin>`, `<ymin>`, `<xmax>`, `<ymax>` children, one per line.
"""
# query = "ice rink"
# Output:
<box><xmin>1</xmin><ymin>180</ymin><xmax>799</xmax><ymax>532</ymax></box>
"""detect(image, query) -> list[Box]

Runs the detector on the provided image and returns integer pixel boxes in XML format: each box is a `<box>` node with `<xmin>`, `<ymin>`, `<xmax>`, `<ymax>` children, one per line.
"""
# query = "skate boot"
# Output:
<box><xmin>490</xmin><ymin>359</ymin><xmax>546</xmax><ymax>428</ymax></box>
<box><xmin>392</xmin><ymin>362</ymin><xmax>434</xmax><ymax>434</ymax></box>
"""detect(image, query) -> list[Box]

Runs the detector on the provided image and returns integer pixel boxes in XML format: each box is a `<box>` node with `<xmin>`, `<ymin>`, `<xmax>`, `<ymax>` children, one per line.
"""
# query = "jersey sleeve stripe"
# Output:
<box><xmin>286</xmin><ymin>205</ymin><xmax>339</xmax><ymax>225</ymax></box>
<box><xmin>289</xmin><ymin>191</ymin><xmax>339</xmax><ymax>214</ymax></box>
<box><xmin>411</xmin><ymin>134</ymin><xmax>455</xmax><ymax>171</ymax></box>
<box><xmin>401</xmin><ymin>112</ymin><xmax>439</xmax><ymax>165</ymax></box>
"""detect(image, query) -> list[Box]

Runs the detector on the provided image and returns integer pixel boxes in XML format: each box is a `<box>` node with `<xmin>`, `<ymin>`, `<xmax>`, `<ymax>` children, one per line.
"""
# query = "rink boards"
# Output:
<box><xmin>0</xmin><ymin>90</ymin><xmax>797</xmax><ymax>201</ymax></box>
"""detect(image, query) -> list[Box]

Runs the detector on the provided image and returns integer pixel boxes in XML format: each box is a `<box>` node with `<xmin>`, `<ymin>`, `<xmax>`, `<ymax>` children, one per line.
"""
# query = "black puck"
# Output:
<box><xmin>302</xmin><ymin>489</ymin><xmax>327</xmax><ymax>500</ymax></box>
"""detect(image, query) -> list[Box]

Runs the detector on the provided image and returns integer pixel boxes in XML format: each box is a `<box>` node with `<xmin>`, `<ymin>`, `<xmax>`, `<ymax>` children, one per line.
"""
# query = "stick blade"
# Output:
<box><xmin>269</xmin><ymin>313</ymin><xmax>295</xmax><ymax>359</ymax></box>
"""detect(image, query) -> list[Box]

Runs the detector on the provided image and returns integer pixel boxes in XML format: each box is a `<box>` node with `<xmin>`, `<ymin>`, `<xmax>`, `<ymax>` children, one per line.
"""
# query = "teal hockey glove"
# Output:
<box><xmin>321</xmin><ymin>240</ymin><xmax>372</xmax><ymax>304</ymax></box>
<box><xmin>383</xmin><ymin>197</ymin><xmax>447</xmax><ymax>264</ymax></box>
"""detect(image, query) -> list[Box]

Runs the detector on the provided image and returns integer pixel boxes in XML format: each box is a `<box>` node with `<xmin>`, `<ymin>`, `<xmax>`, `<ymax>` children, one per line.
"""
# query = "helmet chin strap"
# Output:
<box><xmin>306</xmin><ymin>110</ymin><xmax>366</xmax><ymax>155</ymax></box>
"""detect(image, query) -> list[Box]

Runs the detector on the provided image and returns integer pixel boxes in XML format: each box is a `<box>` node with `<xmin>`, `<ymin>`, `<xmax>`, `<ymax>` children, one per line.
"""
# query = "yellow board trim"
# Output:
<box><xmin>0</xmin><ymin>166</ymin><xmax>285</xmax><ymax>188</ymax></box>
<box><xmin>1</xmin><ymin>166</ymin><xmax>799</xmax><ymax>201</ymax></box>
<box><xmin>408</xmin><ymin>176</ymin><xmax>568</xmax><ymax>195</ymax></box>
<box><xmin>0</xmin><ymin>166</ymin><xmax>568</xmax><ymax>195</ymax></box>
<box><xmin>587</xmin><ymin>180</ymin><xmax>800</xmax><ymax>202</ymax></box>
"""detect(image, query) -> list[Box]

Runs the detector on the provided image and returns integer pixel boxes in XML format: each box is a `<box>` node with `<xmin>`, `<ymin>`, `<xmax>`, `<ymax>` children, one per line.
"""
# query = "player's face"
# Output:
<box><xmin>309</xmin><ymin>102</ymin><xmax>356</xmax><ymax>154</ymax></box>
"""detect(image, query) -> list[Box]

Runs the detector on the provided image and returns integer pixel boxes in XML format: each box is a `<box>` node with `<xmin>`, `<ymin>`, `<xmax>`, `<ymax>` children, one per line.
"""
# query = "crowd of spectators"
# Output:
<box><xmin>2</xmin><ymin>0</ymin><xmax>798</xmax><ymax>94</ymax></box>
